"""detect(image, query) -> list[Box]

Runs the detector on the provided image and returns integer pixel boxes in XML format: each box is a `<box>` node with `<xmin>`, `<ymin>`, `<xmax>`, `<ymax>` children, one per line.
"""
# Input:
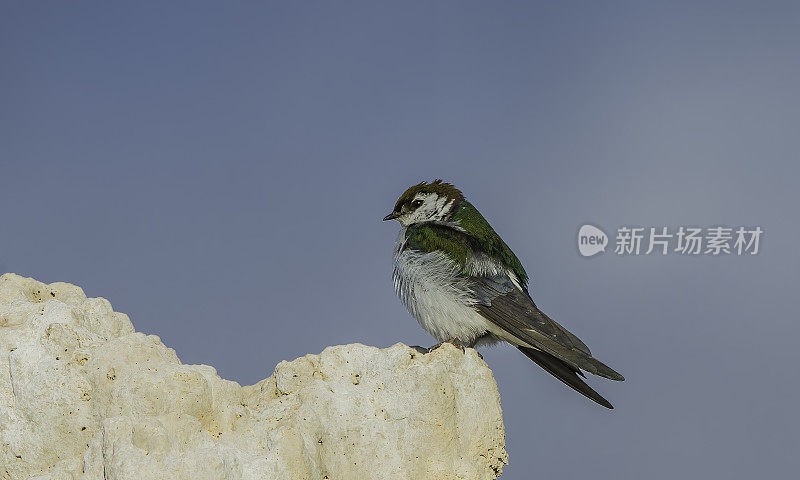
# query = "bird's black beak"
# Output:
<box><xmin>383</xmin><ymin>212</ymin><xmax>400</xmax><ymax>221</ymax></box>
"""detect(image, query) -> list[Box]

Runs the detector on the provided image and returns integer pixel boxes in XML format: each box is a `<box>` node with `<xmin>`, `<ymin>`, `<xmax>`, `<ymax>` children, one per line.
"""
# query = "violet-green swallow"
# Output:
<box><xmin>383</xmin><ymin>180</ymin><xmax>624</xmax><ymax>408</ymax></box>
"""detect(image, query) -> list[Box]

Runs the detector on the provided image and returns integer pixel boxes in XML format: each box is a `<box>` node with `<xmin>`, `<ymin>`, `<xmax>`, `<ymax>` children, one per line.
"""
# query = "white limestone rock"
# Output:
<box><xmin>0</xmin><ymin>273</ymin><xmax>507</xmax><ymax>479</ymax></box>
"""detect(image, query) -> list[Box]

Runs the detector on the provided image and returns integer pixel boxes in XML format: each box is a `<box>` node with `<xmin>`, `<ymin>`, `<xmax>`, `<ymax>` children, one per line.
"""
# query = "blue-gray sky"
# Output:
<box><xmin>2</xmin><ymin>1</ymin><xmax>799</xmax><ymax>478</ymax></box>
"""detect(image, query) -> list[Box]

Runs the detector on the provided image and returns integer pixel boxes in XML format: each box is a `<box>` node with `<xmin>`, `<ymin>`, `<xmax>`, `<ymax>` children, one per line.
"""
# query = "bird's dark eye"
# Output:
<box><xmin>411</xmin><ymin>199</ymin><xmax>423</xmax><ymax>208</ymax></box>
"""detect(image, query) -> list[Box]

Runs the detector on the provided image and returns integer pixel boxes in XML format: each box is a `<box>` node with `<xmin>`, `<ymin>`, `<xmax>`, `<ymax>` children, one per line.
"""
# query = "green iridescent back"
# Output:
<box><xmin>404</xmin><ymin>201</ymin><xmax>529</xmax><ymax>286</ymax></box>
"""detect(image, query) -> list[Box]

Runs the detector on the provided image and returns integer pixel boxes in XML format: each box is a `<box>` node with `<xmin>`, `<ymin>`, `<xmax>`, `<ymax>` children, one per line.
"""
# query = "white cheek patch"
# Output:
<box><xmin>399</xmin><ymin>193</ymin><xmax>455</xmax><ymax>226</ymax></box>
<box><xmin>431</xmin><ymin>196</ymin><xmax>454</xmax><ymax>221</ymax></box>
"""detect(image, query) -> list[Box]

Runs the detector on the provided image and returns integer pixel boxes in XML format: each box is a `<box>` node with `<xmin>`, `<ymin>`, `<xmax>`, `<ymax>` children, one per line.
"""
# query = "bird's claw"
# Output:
<box><xmin>428</xmin><ymin>339</ymin><xmax>465</xmax><ymax>354</ymax></box>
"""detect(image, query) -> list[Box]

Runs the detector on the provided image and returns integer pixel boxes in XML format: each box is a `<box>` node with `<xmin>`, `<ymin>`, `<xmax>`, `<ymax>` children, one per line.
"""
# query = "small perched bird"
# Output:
<box><xmin>384</xmin><ymin>180</ymin><xmax>624</xmax><ymax>408</ymax></box>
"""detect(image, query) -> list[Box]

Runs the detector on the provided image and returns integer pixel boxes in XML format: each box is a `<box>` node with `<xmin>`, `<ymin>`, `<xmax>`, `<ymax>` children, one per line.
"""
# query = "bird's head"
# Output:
<box><xmin>383</xmin><ymin>180</ymin><xmax>464</xmax><ymax>226</ymax></box>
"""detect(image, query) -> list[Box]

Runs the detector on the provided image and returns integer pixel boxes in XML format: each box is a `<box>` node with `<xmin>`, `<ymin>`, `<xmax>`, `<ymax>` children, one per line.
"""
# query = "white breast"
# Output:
<box><xmin>392</xmin><ymin>230</ymin><xmax>492</xmax><ymax>345</ymax></box>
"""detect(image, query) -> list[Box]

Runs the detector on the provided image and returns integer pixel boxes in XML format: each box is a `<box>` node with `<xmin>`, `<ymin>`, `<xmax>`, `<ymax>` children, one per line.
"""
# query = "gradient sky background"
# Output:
<box><xmin>2</xmin><ymin>1</ymin><xmax>799</xmax><ymax>478</ymax></box>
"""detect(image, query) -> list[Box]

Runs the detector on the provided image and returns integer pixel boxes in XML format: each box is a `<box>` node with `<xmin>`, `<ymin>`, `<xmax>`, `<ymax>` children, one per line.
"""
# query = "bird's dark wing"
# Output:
<box><xmin>518</xmin><ymin>345</ymin><xmax>614</xmax><ymax>409</ymax></box>
<box><xmin>469</xmin><ymin>274</ymin><xmax>624</xmax><ymax>382</ymax></box>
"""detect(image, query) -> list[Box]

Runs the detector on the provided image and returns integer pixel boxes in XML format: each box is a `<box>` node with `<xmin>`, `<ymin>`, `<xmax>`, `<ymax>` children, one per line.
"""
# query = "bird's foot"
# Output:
<box><xmin>428</xmin><ymin>339</ymin><xmax>465</xmax><ymax>354</ymax></box>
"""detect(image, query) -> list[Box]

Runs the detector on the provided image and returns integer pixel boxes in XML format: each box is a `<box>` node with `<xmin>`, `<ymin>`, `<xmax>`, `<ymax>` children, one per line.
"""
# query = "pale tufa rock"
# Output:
<box><xmin>0</xmin><ymin>273</ymin><xmax>507</xmax><ymax>479</ymax></box>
